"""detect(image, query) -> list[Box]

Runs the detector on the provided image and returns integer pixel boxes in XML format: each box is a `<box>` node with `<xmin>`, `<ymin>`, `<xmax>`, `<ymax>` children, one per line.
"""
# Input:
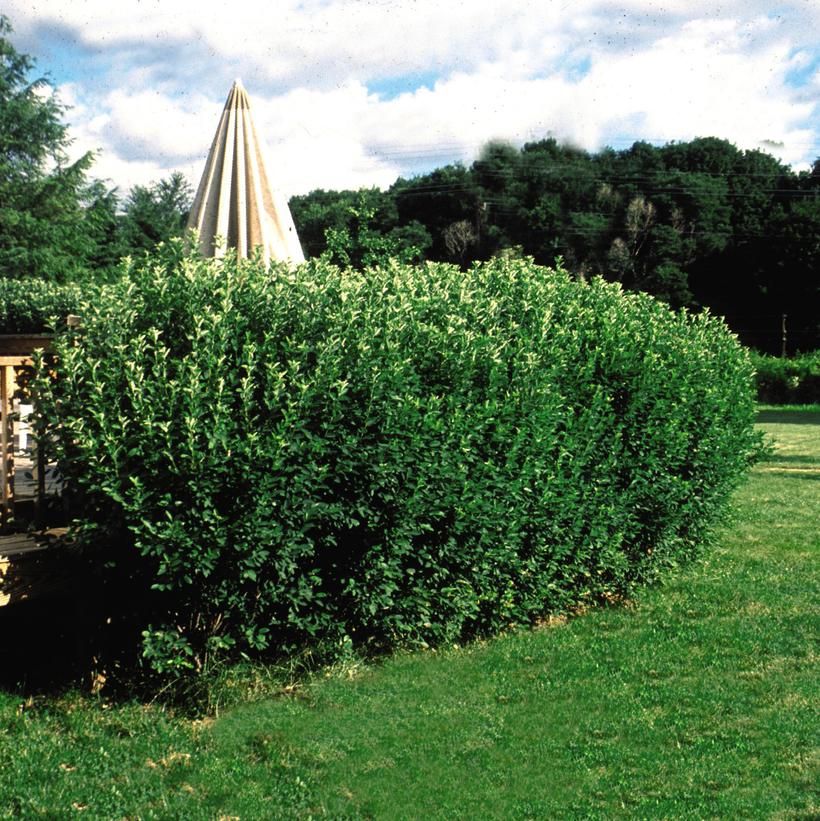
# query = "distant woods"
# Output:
<box><xmin>290</xmin><ymin>138</ymin><xmax>819</xmax><ymax>354</ymax></box>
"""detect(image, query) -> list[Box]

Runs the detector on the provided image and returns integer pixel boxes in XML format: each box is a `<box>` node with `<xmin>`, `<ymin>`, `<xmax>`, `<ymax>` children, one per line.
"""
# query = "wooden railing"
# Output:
<box><xmin>0</xmin><ymin>334</ymin><xmax>76</xmax><ymax>606</ymax></box>
<box><xmin>0</xmin><ymin>335</ymin><xmax>53</xmax><ymax>528</ymax></box>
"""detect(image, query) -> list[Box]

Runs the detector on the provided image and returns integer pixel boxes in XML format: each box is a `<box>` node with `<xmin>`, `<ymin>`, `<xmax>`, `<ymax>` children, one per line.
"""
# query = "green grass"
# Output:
<box><xmin>1</xmin><ymin>407</ymin><xmax>817</xmax><ymax>819</ymax></box>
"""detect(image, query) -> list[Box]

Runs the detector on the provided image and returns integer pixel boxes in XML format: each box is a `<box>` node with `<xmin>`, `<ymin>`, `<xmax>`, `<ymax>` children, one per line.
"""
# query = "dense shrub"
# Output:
<box><xmin>0</xmin><ymin>279</ymin><xmax>85</xmax><ymax>333</ymax></box>
<box><xmin>750</xmin><ymin>350</ymin><xmax>820</xmax><ymax>404</ymax></box>
<box><xmin>35</xmin><ymin>244</ymin><xmax>761</xmax><ymax>672</ymax></box>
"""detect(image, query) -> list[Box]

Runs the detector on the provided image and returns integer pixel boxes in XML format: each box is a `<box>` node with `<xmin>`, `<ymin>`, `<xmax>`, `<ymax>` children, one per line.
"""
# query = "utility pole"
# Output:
<box><xmin>781</xmin><ymin>313</ymin><xmax>787</xmax><ymax>358</ymax></box>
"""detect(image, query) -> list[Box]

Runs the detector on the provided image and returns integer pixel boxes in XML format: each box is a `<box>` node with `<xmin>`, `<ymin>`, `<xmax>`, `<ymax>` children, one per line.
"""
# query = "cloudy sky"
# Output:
<box><xmin>5</xmin><ymin>0</ymin><xmax>820</xmax><ymax>198</ymax></box>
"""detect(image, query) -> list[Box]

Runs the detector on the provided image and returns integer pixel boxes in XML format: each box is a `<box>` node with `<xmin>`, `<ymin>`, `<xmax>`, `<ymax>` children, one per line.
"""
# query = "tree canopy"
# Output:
<box><xmin>120</xmin><ymin>172</ymin><xmax>193</xmax><ymax>256</ymax></box>
<box><xmin>0</xmin><ymin>16</ymin><xmax>193</xmax><ymax>282</ymax></box>
<box><xmin>290</xmin><ymin>138</ymin><xmax>819</xmax><ymax>353</ymax></box>
<box><xmin>0</xmin><ymin>14</ymin><xmax>97</xmax><ymax>280</ymax></box>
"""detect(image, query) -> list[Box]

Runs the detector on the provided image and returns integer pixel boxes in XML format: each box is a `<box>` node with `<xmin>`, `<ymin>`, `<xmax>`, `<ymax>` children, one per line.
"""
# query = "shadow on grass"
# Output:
<box><xmin>0</xmin><ymin>594</ymin><xmax>89</xmax><ymax>693</ymax></box>
<box><xmin>756</xmin><ymin>409</ymin><xmax>820</xmax><ymax>425</ymax></box>
<box><xmin>0</xmin><ymin>576</ymin><xmax>151</xmax><ymax>698</ymax></box>
<box><xmin>761</xmin><ymin>453</ymin><xmax>820</xmax><ymax>465</ymax></box>
<box><xmin>759</xmin><ymin>470</ymin><xmax>820</xmax><ymax>482</ymax></box>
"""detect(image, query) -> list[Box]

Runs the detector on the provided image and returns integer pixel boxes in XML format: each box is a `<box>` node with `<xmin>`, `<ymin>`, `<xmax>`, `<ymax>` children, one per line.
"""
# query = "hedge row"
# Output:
<box><xmin>0</xmin><ymin>279</ymin><xmax>85</xmax><ymax>334</ymax></box>
<box><xmin>35</xmin><ymin>246</ymin><xmax>761</xmax><ymax>673</ymax></box>
<box><xmin>750</xmin><ymin>350</ymin><xmax>820</xmax><ymax>404</ymax></box>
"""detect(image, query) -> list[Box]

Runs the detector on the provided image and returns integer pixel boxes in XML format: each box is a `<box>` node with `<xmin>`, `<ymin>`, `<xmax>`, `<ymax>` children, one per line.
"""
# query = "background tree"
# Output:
<box><xmin>392</xmin><ymin>164</ymin><xmax>479</xmax><ymax>261</ymax></box>
<box><xmin>289</xmin><ymin>188</ymin><xmax>358</xmax><ymax>258</ymax></box>
<box><xmin>0</xmin><ymin>15</ymin><xmax>95</xmax><ymax>280</ymax></box>
<box><xmin>321</xmin><ymin>191</ymin><xmax>430</xmax><ymax>268</ymax></box>
<box><xmin>78</xmin><ymin>180</ymin><xmax>126</xmax><ymax>279</ymax></box>
<box><xmin>443</xmin><ymin>219</ymin><xmax>478</xmax><ymax>267</ymax></box>
<box><xmin>120</xmin><ymin>171</ymin><xmax>193</xmax><ymax>256</ymax></box>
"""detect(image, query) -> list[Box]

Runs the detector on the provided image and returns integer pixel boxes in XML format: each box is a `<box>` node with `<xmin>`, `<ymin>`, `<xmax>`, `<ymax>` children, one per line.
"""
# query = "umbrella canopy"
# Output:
<box><xmin>187</xmin><ymin>80</ymin><xmax>305</xmax><ymax>265</ymax></box>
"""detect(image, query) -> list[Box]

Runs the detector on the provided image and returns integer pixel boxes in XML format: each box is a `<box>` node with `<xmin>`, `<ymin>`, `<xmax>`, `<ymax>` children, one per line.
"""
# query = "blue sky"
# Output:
<box><xmin>5</xmin><ymin>0</ymin><xmax>819</xmax><ymax>196</ymax></box>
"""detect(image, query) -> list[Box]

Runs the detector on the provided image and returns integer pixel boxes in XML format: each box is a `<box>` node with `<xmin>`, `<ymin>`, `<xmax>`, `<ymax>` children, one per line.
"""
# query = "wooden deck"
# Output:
<box><xmin>0</xmin><ymin>335</ymin><xmax>73</xmax><ymax>607</ymax></box>
<box><xmin>0</xmin><ymin>334</ymin><xmax>54</xmax><ymax>525</ymax></box>
<box><xmin>0</xmin><ymin>529</ymin><xmax>70</xmax><ymax>607</ymax></box>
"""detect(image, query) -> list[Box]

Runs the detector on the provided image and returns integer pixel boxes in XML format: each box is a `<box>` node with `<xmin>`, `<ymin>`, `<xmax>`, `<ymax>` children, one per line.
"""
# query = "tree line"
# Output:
<box><xmin>290</xmin><ymin>139</ymin><xmax>819</xmax><ymax>353</ymax></box>
<box><xmin>2</xmin><ymin>15</ymin><xmax>817</xmax><ymax>352</ymax></box>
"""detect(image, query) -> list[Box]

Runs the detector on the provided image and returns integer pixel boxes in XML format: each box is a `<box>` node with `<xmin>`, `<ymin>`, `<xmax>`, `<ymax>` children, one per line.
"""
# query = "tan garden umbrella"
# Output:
<box><xmin>187</xmin><ymin>80</ymin><xmax>305</xmax><ymax>265</ymax></box>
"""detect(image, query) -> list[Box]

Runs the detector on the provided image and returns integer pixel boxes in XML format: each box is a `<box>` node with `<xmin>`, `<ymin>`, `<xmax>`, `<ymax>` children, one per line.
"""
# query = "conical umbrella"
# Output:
<box><xmin>187</xmin><ymin>80</ymin><xmax>305</xmax><ymax>265</ymax></box>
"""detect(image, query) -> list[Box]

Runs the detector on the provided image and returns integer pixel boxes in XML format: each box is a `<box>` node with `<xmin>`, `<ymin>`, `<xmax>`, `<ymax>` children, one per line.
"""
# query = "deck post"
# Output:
<box><xmin>34</xmin><ymin>426</ymin><xmax>46</xmax><ymax>529</ymax></box>
<box><xmin>0</xmin><ymin>365</ymin><xmax>13</xmax><ymax>527</ymax></box>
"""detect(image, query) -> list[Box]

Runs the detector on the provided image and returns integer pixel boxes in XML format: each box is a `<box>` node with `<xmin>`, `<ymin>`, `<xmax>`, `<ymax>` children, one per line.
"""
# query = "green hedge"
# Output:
<box><xmin>750</xmin><ymin>350</ymin><xmax>820</xmax><ymax>404</ymax></box>
<box><xmin>35</xmin><ymin>245</ymin><xmax>761</xmax><ymax>673</ymax></box>
<box><xmin>0</xmin><ymin>279</ymin><xmax>85</xmax><ymax>333</ymax></box>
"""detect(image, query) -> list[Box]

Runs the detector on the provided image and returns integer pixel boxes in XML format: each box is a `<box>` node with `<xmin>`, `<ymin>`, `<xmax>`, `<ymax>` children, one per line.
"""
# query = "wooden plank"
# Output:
<box><xmin>0</xmin><ymin>536</ymin><xmax>46</xmax><ymax>555</ymax></box>
<box><xmin>0</xmin><ymin>356</ymin><xmax>33</xmax><ymax>367</ymax></box>
<box><xmin>0</xmin><ymin>562</ymin><xmax>73</xmax><ymax>607</ymax></box>
<box><xmin>0</xmin><ymin>335</ymin><xmax>53</xmax><ymax>356</ymax></box>
<box><xmin>0</xmin><ymin>542</ymin><xmax>49</xmax><ymax>559</ymax></box>
<box><xmin>0</xmin><ymin>528</ymin><xmax>72</xmax><ymax>606</ymax></box>
<box><xmin>0</xmin><ymin>528</ymin><xmax>69</xmax><ymax>557</ymax></box>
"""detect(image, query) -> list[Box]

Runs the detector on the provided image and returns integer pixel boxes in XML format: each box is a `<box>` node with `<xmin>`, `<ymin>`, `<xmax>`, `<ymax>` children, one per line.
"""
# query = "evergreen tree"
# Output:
<box><xmin>120</xmin><ymin>172</ymin><xmax>193</xmax><ymax>256</ymax></box>
<box><xmin>0</xmin><ymin>15</ymin><xmax>96</xmax><ymax>280</ymax></box>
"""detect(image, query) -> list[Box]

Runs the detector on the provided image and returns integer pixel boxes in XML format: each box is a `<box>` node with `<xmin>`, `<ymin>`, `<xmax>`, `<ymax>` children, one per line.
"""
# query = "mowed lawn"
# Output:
<box><xmin>1</xmin><ymin>407</ymin><xmax>817</xmax><ymax>819</ymax></box>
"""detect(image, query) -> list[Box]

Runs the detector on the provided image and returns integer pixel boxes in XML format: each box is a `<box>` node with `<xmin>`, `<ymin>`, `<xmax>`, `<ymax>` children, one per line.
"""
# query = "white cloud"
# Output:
<box><xmin>570</xmin><ymin>20</ymin><xmax>816</xmax><ymax>166</ymax></box>
<box><xmin>7</xmin><ymin>0</ymin><xmax>570</xmax><ymax>88</ymax></box>
<box><xmin>5</xmin><ymin>0</ymin><xmax>818</xmax><ymax>194</ymax></box>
